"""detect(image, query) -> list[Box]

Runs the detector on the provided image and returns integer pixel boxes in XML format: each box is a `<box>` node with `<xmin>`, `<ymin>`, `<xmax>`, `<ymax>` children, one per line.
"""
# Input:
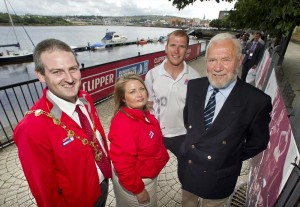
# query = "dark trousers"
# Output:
<box><xmin>241</xmin><ymin>60</ymin><xmax>251</xmax><ymax>81</ymax></box>
<box><xmin>94</xmin><ymin>179</ymin><xmax>109</xmax><ymax>207</ymax></box>
<box><xmin>164</xmin><ymin>135</ymin><xmax>185</xmax><ymax>158</ymax></box>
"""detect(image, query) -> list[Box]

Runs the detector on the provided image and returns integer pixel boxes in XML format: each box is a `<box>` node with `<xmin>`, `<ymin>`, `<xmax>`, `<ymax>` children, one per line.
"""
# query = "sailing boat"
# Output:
<box><xmin>0</xmin><ymin>0</ymin><xmax>34</xmax><ymax>66</ymax></box>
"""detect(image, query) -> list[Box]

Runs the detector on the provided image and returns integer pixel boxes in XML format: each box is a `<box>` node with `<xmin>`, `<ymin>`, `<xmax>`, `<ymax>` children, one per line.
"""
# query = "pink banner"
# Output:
<box><xmin>247</xmin><ymin>70</ymin><xmax>299</xmax><ymax>206</ymax></box>
<box><xmin>256</xmin><ymin>51</ymin><xmax>271</xmax><ymax>89</ymax></box>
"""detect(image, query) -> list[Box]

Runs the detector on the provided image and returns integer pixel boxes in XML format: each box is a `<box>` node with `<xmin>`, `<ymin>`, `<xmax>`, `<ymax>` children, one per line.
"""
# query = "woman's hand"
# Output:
<box><xmin>136</xmin><ymin>189</ymin><xmax>150</xmax><ymax>204</ymax></box>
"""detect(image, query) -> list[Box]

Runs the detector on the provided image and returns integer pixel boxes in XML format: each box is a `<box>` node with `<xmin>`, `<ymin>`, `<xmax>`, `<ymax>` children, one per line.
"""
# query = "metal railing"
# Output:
<box><xmin>0</xmin><ymin>79</ymin><xmax>44</xmax><ymax>148</ymax></box>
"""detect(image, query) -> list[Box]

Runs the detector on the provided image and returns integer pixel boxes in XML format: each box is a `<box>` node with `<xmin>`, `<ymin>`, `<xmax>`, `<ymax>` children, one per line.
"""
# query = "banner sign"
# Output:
<box><xmin>115</xmin><ymin>60</ymin><xmax>149</xmax><ymax>78</ymax></box>
<box><xmin>80</xmin><ymin>43</ymin><xmax>201</xmax><ymax>102</ymax></box>
<box><xmin>255</xmin><ymin>50</ymin><xmax>272</xmax><ymax>90</ymax></box>
<box><xmin>247</xmin><ymin>69</ymin><xmax>300</xmax><ymax>206</ymax></box>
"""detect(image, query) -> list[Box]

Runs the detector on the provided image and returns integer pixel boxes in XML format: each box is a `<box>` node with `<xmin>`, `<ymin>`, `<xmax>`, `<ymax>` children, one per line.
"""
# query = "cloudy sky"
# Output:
<box><xmin>1</xmin><ymin>0</ymin><xmax>235</xmax><ymax>20</ymax></box>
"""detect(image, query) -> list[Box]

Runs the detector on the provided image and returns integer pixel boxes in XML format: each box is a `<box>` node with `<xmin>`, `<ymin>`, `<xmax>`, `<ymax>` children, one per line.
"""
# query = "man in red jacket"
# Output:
<box><xmin>13</xmin><ymin>38</ymin><xmax>111</xmax><ymax>207</ymax></box>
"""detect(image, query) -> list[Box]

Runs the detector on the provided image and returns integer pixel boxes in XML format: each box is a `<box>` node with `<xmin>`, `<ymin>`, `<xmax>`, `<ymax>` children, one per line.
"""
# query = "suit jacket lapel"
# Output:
<box><xmin>189</xmin><ymin>80</ymin><xmax>209</xmax><ymax>143</ymax></box>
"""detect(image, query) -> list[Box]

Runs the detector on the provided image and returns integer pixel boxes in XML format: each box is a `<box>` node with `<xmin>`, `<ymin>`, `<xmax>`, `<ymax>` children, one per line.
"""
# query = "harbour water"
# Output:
<box><xmin>0</xmin><ymin>25</ymin><xmax>179</xmax><ymax>87</ymax></box>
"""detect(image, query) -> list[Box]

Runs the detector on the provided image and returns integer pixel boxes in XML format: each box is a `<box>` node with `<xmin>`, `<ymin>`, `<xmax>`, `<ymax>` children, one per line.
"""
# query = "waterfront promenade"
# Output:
<box><xmin>0</xmin><ymin>55</ymin><xmax>248</xmax><ymax>207</ymax></box>
<box><xmin>0</xmin><ymin>41</ymin><xmax>299</xmax><ymax>206</ymax></box>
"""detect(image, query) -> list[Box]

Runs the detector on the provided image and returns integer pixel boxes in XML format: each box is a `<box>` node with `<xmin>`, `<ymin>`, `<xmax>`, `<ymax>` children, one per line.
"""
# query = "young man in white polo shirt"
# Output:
<box><xmin>145</xmin><ymin>30</ymin><xmax>200</xmax><ymax>157</ymax></box>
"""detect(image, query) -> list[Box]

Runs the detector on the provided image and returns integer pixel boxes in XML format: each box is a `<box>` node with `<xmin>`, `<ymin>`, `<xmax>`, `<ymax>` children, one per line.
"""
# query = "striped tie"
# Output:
<box><xmin>75</xmin><ymin>105</ymin><xmax>112</xmax><ymax>179</ymax></box>
<box><xmin>204</xmin><ymin>88</ymin><xmax>219</xmax><ymax>130</ymax></box>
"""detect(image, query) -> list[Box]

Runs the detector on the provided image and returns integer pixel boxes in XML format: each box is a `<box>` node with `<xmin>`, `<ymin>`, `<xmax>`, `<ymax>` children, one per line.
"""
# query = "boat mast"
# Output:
<box><xmin>4</xmin><ymin>0</ymin><xmax>20</xmax><ymax>48</ymax></box>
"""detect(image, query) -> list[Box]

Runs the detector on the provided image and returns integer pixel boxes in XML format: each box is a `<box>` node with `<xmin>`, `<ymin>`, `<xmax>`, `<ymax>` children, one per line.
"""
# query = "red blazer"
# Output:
<box><xmin>14</xmin><ymin>89</ymin><xmax>108</xmax><ymax>207</ymax></box>
<box><xmin>108</xmin><ymin>107</ymin><xmax>169</xmax><ymax>194</ymax></box>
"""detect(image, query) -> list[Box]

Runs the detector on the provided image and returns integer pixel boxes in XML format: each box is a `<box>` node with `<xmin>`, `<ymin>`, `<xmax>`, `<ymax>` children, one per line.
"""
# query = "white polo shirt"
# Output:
<box><xmin>145</xmin><ymin>59</ymin><xmax>200</xmax><ymax>138</ymax></box>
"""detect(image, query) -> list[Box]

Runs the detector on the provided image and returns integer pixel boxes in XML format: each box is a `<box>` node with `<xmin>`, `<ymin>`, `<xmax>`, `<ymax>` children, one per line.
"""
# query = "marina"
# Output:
<box><xmin>0</xmin><ymin>25</ymin><xmax>180</xmax><ymax>87</ymax></box>
<box><xmin>0</xmin><ymin>0</ymin><xmax>34</xmax><ymax>66</ymax></box>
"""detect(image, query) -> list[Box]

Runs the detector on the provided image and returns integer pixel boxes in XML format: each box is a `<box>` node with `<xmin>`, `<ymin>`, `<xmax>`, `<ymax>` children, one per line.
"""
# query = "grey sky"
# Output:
<box><xmin>1</xmin><ymin>0</ymin><xmax>234</xmax><ymax>20</ymax></box>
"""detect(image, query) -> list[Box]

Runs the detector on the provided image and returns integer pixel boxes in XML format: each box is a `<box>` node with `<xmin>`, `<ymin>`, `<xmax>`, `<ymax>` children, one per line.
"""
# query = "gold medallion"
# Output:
<box><xmin>34</xmin><ymin>109</ymin><xmax>42</xmax><ymax>116</ymax></box>
<box><xmin>68</xmin><ymin>130</ymin><xmax>74</xmax><ymax>138</ymax></box>
<box><xmin>82</xmin><ymin>138</ymin><xmax>89</xmax><ymax>145</ymax></box>
<box><xmin>53</xmin><ymin>118</ymin><xmax>60</xmax><ymax>125</ymax></box>
<box><xmin>95</xmin><ymin>150</ymin><xmax>103</xmax><ymax>161</ymax></box>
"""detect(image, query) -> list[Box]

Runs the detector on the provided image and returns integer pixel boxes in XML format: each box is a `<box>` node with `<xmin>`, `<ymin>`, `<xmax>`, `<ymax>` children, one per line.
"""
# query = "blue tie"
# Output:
<box><xmin>204</xmin><ymin>89</ymin><xmax>219</xmax><ymax>130</ymax></box>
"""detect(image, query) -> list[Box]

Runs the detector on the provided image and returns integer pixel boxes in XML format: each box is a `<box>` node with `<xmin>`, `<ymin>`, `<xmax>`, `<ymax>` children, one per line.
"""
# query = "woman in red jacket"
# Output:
<box><xmin>108</xmin><ymin>73</ymin><xmax>169</xmax><ymax>207</ymax></box>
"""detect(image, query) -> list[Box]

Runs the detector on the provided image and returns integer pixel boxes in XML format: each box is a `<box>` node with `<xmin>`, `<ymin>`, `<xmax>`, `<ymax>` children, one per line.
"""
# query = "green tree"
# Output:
<box><xmin>209</xmin><ymin>19</ymin><xmax>222</xmax><ymax>29</ymax></box>
<box><xmin>168</xmin><ymin>0</ymin><xmax>234</xmax><ymax>10</ymax></box>
<box><xmin>227</xmin><ymin>0</ymin><xmax>299</xmax><ymax>37</ymax></box>
<box><xmin>168</xmin><ymin>0</ymin><xmax>300</xmax><ymax>38</ymax></box>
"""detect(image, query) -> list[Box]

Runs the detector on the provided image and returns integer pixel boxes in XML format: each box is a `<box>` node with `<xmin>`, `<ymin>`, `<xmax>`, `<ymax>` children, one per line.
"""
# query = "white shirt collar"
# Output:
<box><xmin>158</xmin><ymin>59</ymin><xmax>188</xmax><ymax>78</ymax></box>
<box><xmin>47</xmin><ymin>90</ymin><xmax>83</xmax><ymax>118</ymax></box>
<box><xmin>208</xmin><ymin>79</ymin><xmax>237</xmax><ymax>98</ymax></box>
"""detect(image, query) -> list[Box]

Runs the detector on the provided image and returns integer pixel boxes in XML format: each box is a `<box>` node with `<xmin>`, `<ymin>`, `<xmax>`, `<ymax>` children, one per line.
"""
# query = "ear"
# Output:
<box><xmin>35</xmin><ymin>71</ymin><xmax>46</xmax><ymax>83</ymax></box>
<box><xmin>239</xmin><ymin>54</ymin><xmax>243</xmax><ymax>66</ymax></box>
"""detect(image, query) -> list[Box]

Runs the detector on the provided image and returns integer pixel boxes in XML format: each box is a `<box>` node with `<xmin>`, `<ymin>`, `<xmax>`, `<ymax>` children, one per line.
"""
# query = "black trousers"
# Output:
<box><xmin>164</xmin><ymin>134</ymin><xmax>185</xmax><ymax>158</ymax></box>
<box><xmin>241</xmin><ymin>60</ymin><xmax>252</xmax><ymax>81</ymax></box>
<box><xmin>94</xmin><ymin>179</ymin><xmax>109</xmax><ymax>207</ymax></box>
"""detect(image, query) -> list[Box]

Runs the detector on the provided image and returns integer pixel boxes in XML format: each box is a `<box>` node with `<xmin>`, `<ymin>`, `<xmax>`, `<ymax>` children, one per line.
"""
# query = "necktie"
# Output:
<box><xmin>75</xmin><ymin>105</ymin><xmax>112</xmax><ymax>179</ymax></box>
<box><xmin>250</xmin><ymin>42</ymin><xmax>257</xmax><ymax>51</ymax></box>
<box><xmin>204</xmin><ymin>89</ymin><xmax>219</xmax><ymax>130</ymax></box>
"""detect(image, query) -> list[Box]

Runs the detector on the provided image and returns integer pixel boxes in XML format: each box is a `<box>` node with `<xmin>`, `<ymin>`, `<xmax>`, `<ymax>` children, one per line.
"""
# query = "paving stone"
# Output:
<box><xmin>2</xmin><ymin>199</ymin><xmax>16</xmax><ymax>207</ymax></box>
<box><xmin>0</xmin><ymin>180</ymin><xmax>4</xmax><ymax>188</ymax></box>
<box><xmin>5</xmin><ymin>176</ymin><xmax>17</xmax><ymax>184</ymax></box>
<box><xmin>158</xmin><ymin>180</ymin><xmax>168</xmax><ymax>188</ymax></box>
<box><xmin>166</xmin><ymin>199</ymin><xmax>179</xmax><ymax>206</ymax></box>
<box><xmin>19</xmin><ymin>201</ymin><xmax>36</xmax><ymax>207</ymax></box>
<box><xmin>29</xmin><ymin>203</ymin><xmax>37</xmax><ymax>207</ymax></box>
<box><xmin>1</xmin><ymin>181</ymin><xmax>12</xmax><ymax>189</ymax></box>
<box><xmin>4</xmin><ymin>194</ymin><xmax>17</xmax><ymax>203</ymax></box>
<box><xmin>0</xmin><ymin>173</ymin><xmax>11</xmax><ymax>182</ymax></box>
<box><xmin>17</xmin><ymin>190</ymin><xmax>29</xmax><ymax>200</ymax></box>
<box><xmin>0</xmin><ymin>192</ymin><xmax>5</xmax><ymax>200</ymax></box>
<box><xmin>17</xmin><ymin>171</ymin><xmax>26</xmax><ymax>179</ymax></box>
<box><xmin>0</xmin><ymin>159</ymin><xmax>7</xmax><ymax>165</ymax></box>
<box><xmin>159</xmin><ymin>194</ymin><xmax>171</xmax><ymax>205</ymax></box>
<box><xmin>18</xmin><ymin>194</ymin><xmax>32</xmax><ymax>206</ymax></box>
<box><xmin>0</xmin><ymin>168</ymin><xmax>8</xmax><ymax>175</ymax></box>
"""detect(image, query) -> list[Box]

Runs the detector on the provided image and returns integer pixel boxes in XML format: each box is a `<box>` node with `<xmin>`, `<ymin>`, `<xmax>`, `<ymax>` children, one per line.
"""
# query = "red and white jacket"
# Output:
<box><xmin>108</xmin><ymin>107</ymin><xmax>169</xmax><ymax>194</ymax></box>
<box><xmin>14</xmin><ymin>89</ymin><xmax>108</xmax><ymax>207</ymax></box>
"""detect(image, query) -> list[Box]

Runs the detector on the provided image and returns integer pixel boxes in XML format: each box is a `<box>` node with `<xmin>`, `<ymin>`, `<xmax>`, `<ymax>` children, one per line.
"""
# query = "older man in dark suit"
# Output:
<box><xmin>241</xmin><ymin>31</ymin><xmax>265</xmax><ymax>81</ymax></box>
<box><xmin>178</xmin><ymin>33</ymin><xmax>272</xmax><ymax>207</ymax></box>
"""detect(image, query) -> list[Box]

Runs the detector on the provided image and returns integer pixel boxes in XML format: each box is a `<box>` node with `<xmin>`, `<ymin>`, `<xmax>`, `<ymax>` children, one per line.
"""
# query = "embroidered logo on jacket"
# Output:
<box><xmin>62</xmin><ymin>137</ymin><xmax>74</xmax><ymax>146</ymax></box>
<box><xmin>149</xmin><ymin>131</ymin><xmax>154</xmax><ymax>139</ymax></box>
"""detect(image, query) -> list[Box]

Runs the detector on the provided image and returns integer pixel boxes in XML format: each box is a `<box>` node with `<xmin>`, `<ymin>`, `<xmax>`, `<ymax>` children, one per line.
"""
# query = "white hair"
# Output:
<box><xmin>205</xmin><ymin>33</ymin><xmax>242</xmax><ymax>59</ymax></box>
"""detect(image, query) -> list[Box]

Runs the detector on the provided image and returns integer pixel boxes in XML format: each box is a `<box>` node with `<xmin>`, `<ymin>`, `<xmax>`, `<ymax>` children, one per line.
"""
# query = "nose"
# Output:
<box><xmin>64</xmin><ymin>72</ymin><xmax>74</xmax><ymax>82</ymax></box>
<box><xmin>214</xmin><ymin>60</ymin><xmax>224</xmax><ymax>71</ymax></box>
<box><xmin>137</xmin><ymin>90</ymin><xmax>143</xmax><ymax>96</ymax></box>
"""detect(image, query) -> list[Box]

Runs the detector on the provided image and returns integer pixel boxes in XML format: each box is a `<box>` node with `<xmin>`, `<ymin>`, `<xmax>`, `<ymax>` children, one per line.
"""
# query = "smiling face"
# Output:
<box><xmin>206</xmin><ymin>39</ymin><xmax>242</xmax><ymax>89</ymax></box>
<box><xmin>123</xmin><ymin>79</ymin><xmax>148</xmax><ymax>110</ymax></box>
<box><xmin>36</xmin><ymin>50</ymin><xmax>81</xmax><ymax>103</ymax></box>
<box><xmin>165</xmin><ymin>34</ymin><xmax>188</xmax><ymax>67</ymax></box>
